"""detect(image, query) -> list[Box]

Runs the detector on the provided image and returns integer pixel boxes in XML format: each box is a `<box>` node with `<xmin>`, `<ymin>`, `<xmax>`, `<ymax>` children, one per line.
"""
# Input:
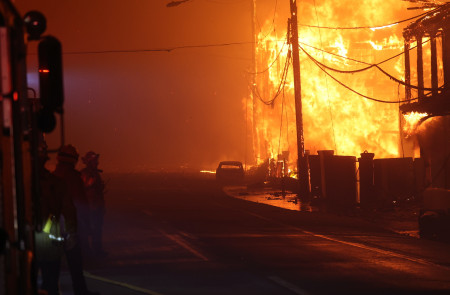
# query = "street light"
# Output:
<box><xmin>166</xmin><ymin>0</ymin><xmax>191</xmax><ymax>7</ymax></box>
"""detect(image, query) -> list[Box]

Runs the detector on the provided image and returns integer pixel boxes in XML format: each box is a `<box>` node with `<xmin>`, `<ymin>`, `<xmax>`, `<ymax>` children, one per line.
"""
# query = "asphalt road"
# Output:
<box><xmin>59</xmin><ymin>172</ymin><xmax>450</xmax><ymax>295</ymax></box>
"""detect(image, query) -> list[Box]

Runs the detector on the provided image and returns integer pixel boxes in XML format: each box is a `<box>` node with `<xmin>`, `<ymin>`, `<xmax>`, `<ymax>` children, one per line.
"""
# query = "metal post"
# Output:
<box><xmin>430</xmin><ymin>33</ymin><xmax>438</xmax><ymax>96</ymax></box>
<box><xmin>417</xmin><ymin>34</ymin><xmax>424</xmax><ymax>100</ymax></box>
<box><xmin>443</xmin><ymin>29</ymin><xmax>450</xmax><ymax>89</ymax></box>
<box><xmin>404</xmin><ymin>41</ymin><xmax>411</xmax><ymax>101</ymax></box>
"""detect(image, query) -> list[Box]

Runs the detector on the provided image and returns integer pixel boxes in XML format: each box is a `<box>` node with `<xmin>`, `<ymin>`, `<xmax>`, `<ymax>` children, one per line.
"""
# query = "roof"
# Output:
<box><xmin>218</xmin><ymin>161</ymin><xmax>243</xmax><ymax>167</ymax></box>
<box><xmin>403</xmin><ymin>4</ymin><xmax>450</xmax><ymax>39</ymax></box>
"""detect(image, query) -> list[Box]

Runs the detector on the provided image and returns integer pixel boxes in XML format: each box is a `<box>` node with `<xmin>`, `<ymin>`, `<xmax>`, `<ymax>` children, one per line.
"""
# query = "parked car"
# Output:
<box><xmin>216</xmin><ymin>161</ymin><xmax>245</xmax><ymax>185</ymax></box>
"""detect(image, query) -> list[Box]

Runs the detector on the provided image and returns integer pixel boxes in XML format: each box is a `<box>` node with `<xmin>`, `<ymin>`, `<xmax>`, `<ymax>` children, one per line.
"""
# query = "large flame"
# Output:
<box><xmin>245</xmin><ymin>0</ymin><xmax>443</xmax><ymax>170</ymax></box>
<box><xmin>403</xmin><ymin>112</ymin><xmax>428</xmax><ymax>137</ymax></box>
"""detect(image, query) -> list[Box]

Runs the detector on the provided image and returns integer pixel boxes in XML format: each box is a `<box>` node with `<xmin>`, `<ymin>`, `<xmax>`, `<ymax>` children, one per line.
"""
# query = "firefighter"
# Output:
<box><xmin>81</xmin><ymin>151</ymin><xmax>107</xmax><ymax>257</ymax></box>
<box><xmin>54</xmin><ymin>144</ymin><xmax>91</xmax><ymax>255</ymax></box>
<box><xmin>53</xmin><ymin>144</ymin><xmax>100</xmax><ymax>295</ymax></box>
<box><xmin>35</xmin><ymin>140</ymin><xmax>77</xmax><ymax>295</ymax></box>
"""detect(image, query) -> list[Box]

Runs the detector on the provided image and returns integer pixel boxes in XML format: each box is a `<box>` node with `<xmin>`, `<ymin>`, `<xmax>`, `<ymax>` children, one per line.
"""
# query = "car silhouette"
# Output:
<box><xmin>216</xmin><ymin>161</ymin><xmax>245</xmax><ymax>184</ymax></box>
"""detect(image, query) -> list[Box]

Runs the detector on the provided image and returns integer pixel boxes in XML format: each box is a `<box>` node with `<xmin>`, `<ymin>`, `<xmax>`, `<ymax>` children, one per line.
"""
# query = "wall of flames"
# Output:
<box><xmin>245</xmin><ymin>0</ymin><xmax>443</xmax><ymax>170</ymax></box>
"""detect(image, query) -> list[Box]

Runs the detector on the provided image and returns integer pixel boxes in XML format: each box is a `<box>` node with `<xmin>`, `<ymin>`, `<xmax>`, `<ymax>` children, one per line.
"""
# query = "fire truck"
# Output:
<box><xmin>0</xmin><ymin>1</ymin><xmax>64</xmax><ymax>294</ymax></box>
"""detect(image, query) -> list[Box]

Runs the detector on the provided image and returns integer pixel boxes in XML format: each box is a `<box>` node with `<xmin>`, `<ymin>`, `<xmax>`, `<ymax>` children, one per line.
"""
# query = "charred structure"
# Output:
<box><xmin>400</xmin><ymin>3</ymin><xmax>450</xmax><ymax>189</ymax></box>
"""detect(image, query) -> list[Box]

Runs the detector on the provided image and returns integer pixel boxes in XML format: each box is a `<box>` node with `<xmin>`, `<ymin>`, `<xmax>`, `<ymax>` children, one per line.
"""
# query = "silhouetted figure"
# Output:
<box><xmin>53</xmin><ymin>144</ymin><xmax>100</xmax><ymax>295</ymax></box>
<box><xmin>81</xmin><ymin>151</ymin><xmax>107</xmax><ymax>257</ymax></box>
<box><xmin>35</xmin><ymin>140</ymin><xmax>77</xmax><ymax>295</ymax></box>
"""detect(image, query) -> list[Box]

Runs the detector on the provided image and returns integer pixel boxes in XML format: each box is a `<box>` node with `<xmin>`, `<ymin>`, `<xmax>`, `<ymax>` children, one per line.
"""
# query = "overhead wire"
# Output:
<box><xmin>60</xmin><ymin>3</ymin><xmax>447</xmax><ymax>57</ymax></box>
<box><xmin>59</xmin><ymin>2</ymin><xmax>446</xmax><ymax>106</ymax></box>
<box><xmin>256</xmin><ymin>0</ymin><xmax>279</xmax><ymax>41</ymax></box>
<box><xmin>297</xmin><ymin>4</ymin><xmax>446</xmax><ymax>30</ymax></box>
<box><xmin>204</xmin><ymin>0</ymin><xmax>249</xmax><ymax>4</ymax></box>
<box><xmin>251</xmin><ymin>20</ymin><xmax>291</xmax><ymax>106</ymax></box>
<box><xmin>299</xmin><ymin>44</ymin><xmax>426</xmax><ymax>104</ymax></box>
<box><xmin>63</xmin><ymin>41</ymin><xmax>254</xmax><ymax>55</ymax></box>
<box><xmin>299</xmin><ymin>36</ymin><xmax>442</xmax><ymax>91</ymax></box>
<box><xmin>298</xmin><ymin>37</ymin><xmax>419</xmax><ymax>68</ymax></box>
<box><xmin>248</xmin><ymin>38</ymin><xmax>288</xmax><ymax>75</ymax></box>
<box><xmin>252</xmin><ymin>48</ymin><xmax>292</xmax><ymax>105</ymax></box>
<box><xmin>62</xmin><ymin>33</ymin><xmax>437</xmax><ymax>93</ymax></box>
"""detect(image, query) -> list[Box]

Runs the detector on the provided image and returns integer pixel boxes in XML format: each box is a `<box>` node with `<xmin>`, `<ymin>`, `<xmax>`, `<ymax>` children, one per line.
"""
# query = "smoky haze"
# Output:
<box><xmin>17</xmin><ymin>0</ymin><xmax>418</xmax><ymax>172</ymax></box>
<box><xmin>18</xmin><ymin>0</ymin><xmax>262</xmax><ymax>172</ymax></box>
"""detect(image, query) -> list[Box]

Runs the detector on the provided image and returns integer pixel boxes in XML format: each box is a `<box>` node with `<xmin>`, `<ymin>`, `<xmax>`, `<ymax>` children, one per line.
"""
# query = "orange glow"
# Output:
<box><xmin>200</xmin><ymin>170</ymin><xmax>216</xmax><ymax>174</ymax></box>
<box><xmin>39</xmin><ymin>69</ymin><xmax>49</xmax><ymax>73</ymax></box>
<box><xmin>246</xmin><ymin>1</ymin><xmax>437</xmax><ymax>171</ymax></box>
<box><xmin>370</xmin><ymin>23</ymin><xmax>397</xmax><ymax>31</ymax></box>
<box><xmin>403</xmin><ymin>112</ymin><xmax>428</xmax><ymax>137</ymax></box>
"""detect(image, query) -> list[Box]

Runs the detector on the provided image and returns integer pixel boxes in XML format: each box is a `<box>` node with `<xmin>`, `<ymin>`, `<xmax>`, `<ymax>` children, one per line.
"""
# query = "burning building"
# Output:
<box><xmin>244</xmin><ymin>1</ymin><xmax>450</xmax><ymax>208</ymax></box>
<box><xmin>246</xmin><ymin>0</ymin><xmax>420</xmax><ymax>171</ymax></box>
<box><xmin>400</xmin><ymin>2</ymin><xmax>450</xmax><ymax>189</ymax></box>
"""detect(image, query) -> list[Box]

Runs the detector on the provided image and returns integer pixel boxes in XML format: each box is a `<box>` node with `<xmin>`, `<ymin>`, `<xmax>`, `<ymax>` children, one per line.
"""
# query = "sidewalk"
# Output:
<box><xmin>223</xmin><ymin>185</ymin><xmax>420</xmax><ymax>238</ymax></box>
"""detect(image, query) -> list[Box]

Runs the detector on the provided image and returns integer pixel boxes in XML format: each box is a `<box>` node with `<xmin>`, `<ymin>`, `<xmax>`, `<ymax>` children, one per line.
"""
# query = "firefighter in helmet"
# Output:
<box><xmin>35</xmin><ymin>140</ymin><xmax>77</xmax><ymax>295</ymax></box>
<box><xmin>53</xmin><ymin>144</ymin><xmax>100</xmax><ymax>295</ymax></box>
<box><xmin>53</xmin><ymin>144</ymin><xmax>91</xmax><ymax>254</ymax></box>
<box><xmin>81</xmin><ymin>151</ymin><xmax>107</xmax><ymax>257</ymax></box>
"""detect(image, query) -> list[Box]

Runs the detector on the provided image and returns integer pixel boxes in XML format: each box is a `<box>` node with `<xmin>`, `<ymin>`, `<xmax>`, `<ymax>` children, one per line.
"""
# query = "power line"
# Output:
<box><xmin>299</xmin><ymin>44</ymin><xmax>422</xmax><ymax>104</ymax></box>
<box><xmin>299</xmin><ymin>37</ymin><xmax>431</xmax><ymax>68</ymax></box>
<box><xmin>257</xmin><ymin>0</ymin><xmax>279</xmax><ymax>41</ymax></box>
<box><xmin>247</xmin><ymin>38</ymin><xmax>288</xmax><ymax>75</ymax></box>
<box><xmin>300</xmin><ymin>44</ymin><xmax>440</xmax><ymax>91</ymax></box>
<box><xmin>62</xmin><ymin>41</ymin><xmax>254</xmax><ymax>55</ymax></box>
<box><xmin>204</xmin><ymin>0</ymin><xmax>249</xmax><ymax>4</ymax></box>
<box><xmin>299</xmin><ymin>36</ymin><xmax>441</xmax><ymax>91</ymax></box>
<box><xmin>252</xmin><ymin>48</ymin><xmax>291</xmax><ymax>105</ymax></box>
<box><xmin>298</xmin><ymin>4</ymin><xmax>445</xmax><ymax>30</ymax></box>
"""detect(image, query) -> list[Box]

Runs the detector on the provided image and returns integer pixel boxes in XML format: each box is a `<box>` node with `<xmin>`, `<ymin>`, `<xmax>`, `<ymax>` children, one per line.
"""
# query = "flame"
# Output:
<box><xmin>403</xmin><ymin>112</ymin><xmax>428</xmax><ymax>137</ymax></box>
<box><xmin>369</xmin><ymin>41</ymin><xmax>383</xmax><ymax>50</ymax></box>
<box><xmin>200</xmin><ymin>170</ymin><xmax>216</xmax><ymax>174</ymax></box>
<box><xmin>367</xmin><ymin>36</ymin><xmax>403</xmax><ymax>50</ymax></box>
<box><xmin>245</xmin><ymin>0</ymin><xmax>442</xmax><ymax>172</ymax></box>
<box><xmin>370</xmin><ymin>23</ymin><xmax>397</xmax><ymax>31</ymax></box>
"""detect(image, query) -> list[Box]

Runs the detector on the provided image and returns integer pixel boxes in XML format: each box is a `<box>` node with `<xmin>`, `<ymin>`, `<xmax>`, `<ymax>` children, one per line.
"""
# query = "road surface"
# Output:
<box><xmin>59</xmin><ymin>172</ymin><xmax>450</xmax><ymax>295</ymax></box>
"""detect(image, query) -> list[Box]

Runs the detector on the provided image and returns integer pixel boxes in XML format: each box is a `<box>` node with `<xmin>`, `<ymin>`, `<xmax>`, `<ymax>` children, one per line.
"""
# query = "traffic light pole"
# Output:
<box><xmin>289</xmin><ymin>0</ymin><xmax>310</xmax><ymax>200</ymax></box>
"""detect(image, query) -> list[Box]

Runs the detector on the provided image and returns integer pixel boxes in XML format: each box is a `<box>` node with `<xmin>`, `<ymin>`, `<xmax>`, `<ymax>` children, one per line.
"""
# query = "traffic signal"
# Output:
<box><xmin>37</xmin><ymin>35</ymin><xmax>64</xmax><ymax>132</ymax></box>
<box><xmin>23</xmin><ymin>11</ymin><xmax>46</xmax><ymax>41</ymax></box>
<box><xmin>37</xmin><ymin>108</ymin><xmax>56</xmax><ymax>134</ymax></box>
<box><xmin>38</xmin><ymin>35</ymin><xmax>64</xmax><ymax>114</ymax></box>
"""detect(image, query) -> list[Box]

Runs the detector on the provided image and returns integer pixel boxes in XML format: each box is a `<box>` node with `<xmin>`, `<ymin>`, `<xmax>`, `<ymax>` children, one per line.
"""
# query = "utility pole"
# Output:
<box><xmin>250</xmin><ymin>0</ymin><xmax>257</xmax><ymax>166</ymax></box>
<box><xmin>288</xmin><ymin>0</ymin><xmax>310</xmax><ymax>200</ymax></box>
